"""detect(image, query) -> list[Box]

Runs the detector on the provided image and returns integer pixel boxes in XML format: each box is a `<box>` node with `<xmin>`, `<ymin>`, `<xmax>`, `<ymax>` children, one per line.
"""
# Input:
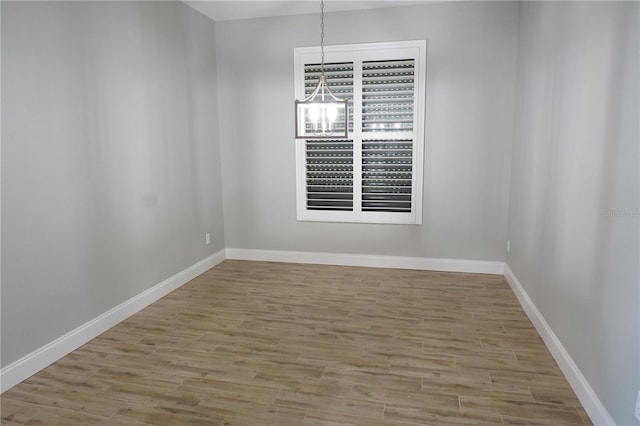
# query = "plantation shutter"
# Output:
<box><xmin>303</xmin><ymin>63</ymin><xmax>354</xmax><ymax>211</ymax></box>
<box><xmin>295</xmin><ymin>41</ymin><xmax>425</xmax><ymax>224</ymax></box>
<box><xmin>361</xmin><ymin>59</ymin><xmax>415</xmax><ymax>213</ymax></box>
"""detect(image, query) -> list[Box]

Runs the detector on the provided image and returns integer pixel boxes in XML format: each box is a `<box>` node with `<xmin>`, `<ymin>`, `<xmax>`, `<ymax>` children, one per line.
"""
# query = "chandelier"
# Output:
<box><xmin>294</xmin><ymin>0</ymin><xmax>348</xmax><ymax>139</ymax></box>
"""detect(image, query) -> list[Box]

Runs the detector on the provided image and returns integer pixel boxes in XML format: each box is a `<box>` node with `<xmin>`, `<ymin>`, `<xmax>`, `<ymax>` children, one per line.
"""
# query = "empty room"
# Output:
<box><xmin>1</xmin><ymin>1</ymin><xmax>638</xmax><ymax>425</ymax></box>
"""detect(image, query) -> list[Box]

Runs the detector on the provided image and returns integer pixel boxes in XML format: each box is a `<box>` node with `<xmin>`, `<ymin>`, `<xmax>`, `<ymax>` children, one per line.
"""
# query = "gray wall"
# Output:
<box><xmin>1</xmin><ymin>1</ymin><xmax>224</xmax><ymax>366</ymax></box>
<box><xmin>3</xmin><ymin>1</ymin><xmax>638</xmax><ymax>423</ymax></box>
<box><xmin>507</xmin><ymin>2</ymin><xmax>639</xmax><ymax>425</ymax></box>
<box><xmin>215</xmin><ymin>2</ymin><xmax>518</xmax><ymax>261</ymax></box>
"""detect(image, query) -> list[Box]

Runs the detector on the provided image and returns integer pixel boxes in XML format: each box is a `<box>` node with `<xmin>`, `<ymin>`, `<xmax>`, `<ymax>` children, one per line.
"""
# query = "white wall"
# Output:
<box><xmin>1</xmin><ymin>1</ymin><xmax>224</xmax><ymax>367</ymax></box>
<box><xmin>507</xmin><ymin>2</ymin><xmax>639</xmax><ymax>425</ymax></box>
<box><xmin>215</xmin><ymin>1</ymin><xmax>518</xmax><ymax>261</ymax></box>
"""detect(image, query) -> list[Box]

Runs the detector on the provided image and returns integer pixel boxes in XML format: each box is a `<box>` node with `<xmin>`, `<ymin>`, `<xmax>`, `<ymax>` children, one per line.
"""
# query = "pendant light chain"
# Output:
<box><xmin>320</xmin><ymin>0</ymin><xmax>325</xmax><ymax>76</ymax></box>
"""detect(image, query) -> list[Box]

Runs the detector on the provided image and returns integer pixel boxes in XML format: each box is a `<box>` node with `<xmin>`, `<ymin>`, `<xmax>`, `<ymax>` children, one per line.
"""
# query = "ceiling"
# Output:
<box><xmin>183</xmin><ymin>1</ymin><xmax>434</xmax><ymax>22</ymax></box>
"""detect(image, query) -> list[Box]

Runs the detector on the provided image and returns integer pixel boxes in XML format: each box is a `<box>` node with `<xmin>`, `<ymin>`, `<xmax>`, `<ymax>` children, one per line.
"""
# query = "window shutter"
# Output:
<box><xmin>361</xmin><ymin>139</ymin><xmax>413</xmax><ymax>212</ymax></box>
<box><xmin>361</xmin><ymin>59</ymin><xmax>415</xmax><ymax>213</ymax></box>
<box><xmin>295</xmin><ymin>41</ymin><xmax>425</xmax><ymax>224</ymax></box>
<box><xmin>306</xmin><ymin>139</ymin><xmax>354</xmax><ymax>211</ymax></box>
<box><xmin>362</xmin><ymin>59</ymin><xmax>415</xmax><ymax>133</ymax></box>
<box><xmin>304</xmin><ymin>62</ymin><xmax>354</xmax><ymax>211</ymax></box>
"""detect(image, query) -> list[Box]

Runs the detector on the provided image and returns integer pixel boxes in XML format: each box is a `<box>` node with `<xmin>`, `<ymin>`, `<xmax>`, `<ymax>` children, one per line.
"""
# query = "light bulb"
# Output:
<box><xmin>308</xmin><ymin>105</ymin><xmax>320</xmax><ymax>132</ymax></box>
<box><xmin>308</xmin><ymin>105</ymin><xmax>320</xmax><ymax>123</ymax></box>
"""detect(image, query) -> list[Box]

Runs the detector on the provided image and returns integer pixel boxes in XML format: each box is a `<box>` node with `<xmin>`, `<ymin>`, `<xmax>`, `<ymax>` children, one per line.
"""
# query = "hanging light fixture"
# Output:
<box><xmin>295</xmin><ymin>0</ymin><xmax>348</xmax><ymax>139</ymax></box>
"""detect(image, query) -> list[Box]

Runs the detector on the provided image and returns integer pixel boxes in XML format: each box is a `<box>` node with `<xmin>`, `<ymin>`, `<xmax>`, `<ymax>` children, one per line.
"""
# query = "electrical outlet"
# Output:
<box><xmin>507</xmin><ymin>240</ymin><xmax>511</xmax><ymax>253</ymax></box>
<box><xmin>205</xmin><ymin>233</ymin><xmax>211</xmax><ymax>245</ymax></box>
<box><xmin>635</xmin><ymin>391</ymin><xmax>640</xmax><ymax>422</ymax></box>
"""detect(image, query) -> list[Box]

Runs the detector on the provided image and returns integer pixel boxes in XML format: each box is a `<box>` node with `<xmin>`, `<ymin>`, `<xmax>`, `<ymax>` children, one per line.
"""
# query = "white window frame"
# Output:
<box><xmin>294</xmin><ymin>40</ymin><xmax>426</xmax><ymax>225</ymax></box>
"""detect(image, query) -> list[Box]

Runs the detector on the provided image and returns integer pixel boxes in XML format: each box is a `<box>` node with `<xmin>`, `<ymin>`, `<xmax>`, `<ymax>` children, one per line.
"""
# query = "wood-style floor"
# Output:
<box><xmin>1</xmin><ymin>260</ymin><xmax>591</xmax><ymax>426</ymax></box>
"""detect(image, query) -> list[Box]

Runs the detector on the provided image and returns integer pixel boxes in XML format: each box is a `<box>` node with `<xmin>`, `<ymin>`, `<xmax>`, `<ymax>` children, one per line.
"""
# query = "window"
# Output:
<box><xmin>294</xmin><ymin>40</ymin><xmax>426</xmax><ymax>224</ymax></box>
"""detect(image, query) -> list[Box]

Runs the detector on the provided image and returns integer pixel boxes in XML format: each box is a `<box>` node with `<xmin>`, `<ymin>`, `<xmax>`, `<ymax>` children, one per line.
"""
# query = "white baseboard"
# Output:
<box><xmin>0</xmin><ymin>249</ymin><xmax>226</xmax><ymax>393</ymax></box>
<box><xmin>225</xmin><ymin>248</ymin><xmax>505</xmax><ymax>275</ymax></box>
<box><xmin>503</xmin><ymin>265</ymin><xmax>615</xmax><ymax>426</ymax></box>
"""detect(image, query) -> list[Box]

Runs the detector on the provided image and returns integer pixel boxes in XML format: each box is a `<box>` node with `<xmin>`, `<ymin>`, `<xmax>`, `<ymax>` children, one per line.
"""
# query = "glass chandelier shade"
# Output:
<box><xmin>295</xmin><ymin>0</ymin><xmax>348</xmax><ymax>139</ymax></box>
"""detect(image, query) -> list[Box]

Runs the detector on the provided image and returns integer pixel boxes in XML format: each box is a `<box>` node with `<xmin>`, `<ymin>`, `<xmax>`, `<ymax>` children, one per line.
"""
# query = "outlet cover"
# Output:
<box><xmin>205</xmin><ymin>233</ymin><xmax>211</xmax><ymax>245</ymax></box>
<box><xmin>635</xmin><ymin>391</ymin><xmax>640</xmax><ymax>422</ymax></box>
